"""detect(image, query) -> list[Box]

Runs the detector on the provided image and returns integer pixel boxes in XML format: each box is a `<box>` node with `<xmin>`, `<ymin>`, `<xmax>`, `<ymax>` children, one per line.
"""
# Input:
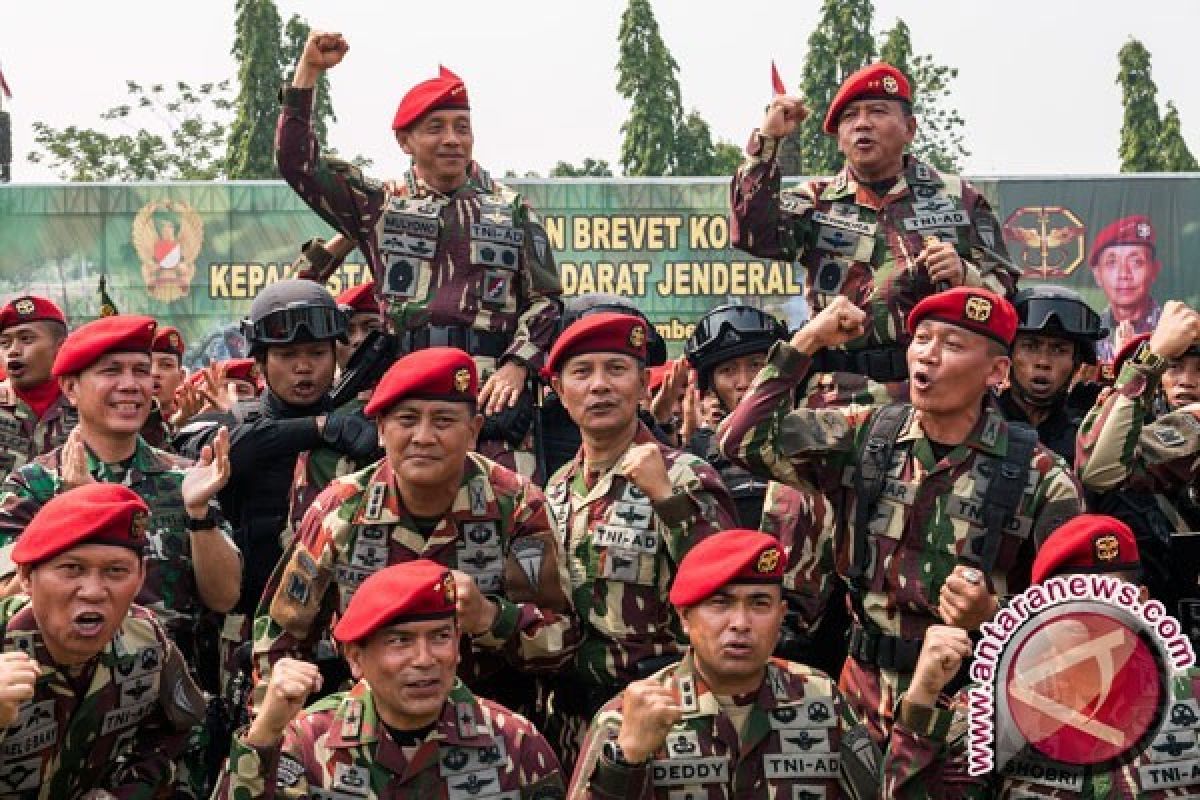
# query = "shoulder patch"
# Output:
<box><xmin>1153</xmin><ymin>425</ymin><xmax>1187</xmax><ymax>449</ymax></box>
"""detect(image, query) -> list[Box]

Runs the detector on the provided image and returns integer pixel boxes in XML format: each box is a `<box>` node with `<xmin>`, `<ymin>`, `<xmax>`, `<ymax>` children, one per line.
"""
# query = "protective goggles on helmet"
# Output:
<box><xmin>243</xmin><ymin>304</ymin><xmax>347</xmax><ymax>345</ymax></box>
<box><xmin>1016</xmin><ymin>297</ymin><xmax>1107</xmax><ymax>340</ymax></box>
<box><xmin>690</xmin><ymin>305</ymin><xmax>787</xmax><ymax>353</ymax></box>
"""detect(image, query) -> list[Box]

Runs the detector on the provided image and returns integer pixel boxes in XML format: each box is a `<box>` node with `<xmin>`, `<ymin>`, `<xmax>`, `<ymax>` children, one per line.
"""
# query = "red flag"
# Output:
<box><xmin>0</xmin><ymin>64</ymin><xmax>11</xmax><ymax>99</ymax></box>
<box><xmin>770</xmin><ymin>60</ymin><xmax>787</xmax><ymax>96</ymax></box>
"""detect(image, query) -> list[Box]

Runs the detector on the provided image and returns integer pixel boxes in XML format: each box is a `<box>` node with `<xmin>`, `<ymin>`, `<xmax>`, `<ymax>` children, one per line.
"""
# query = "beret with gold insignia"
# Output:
<box><xmin>333</xmin><ymin>560</ymin><xmax>456</xmax><ymax>643</ymax></box>
<box><xmin>52</xmin><ymin>315</ymin><xmax>157</xmax><ymax>377</ymax></box>
<box><xmin>0</xmin><ymin>295</ymin><xmax>67</xmax><ymax>332</ymax></box>
<box><xmin>1031</xmin><ymin>514</ymin><xmax>1140</xmax><ymax>584</ymax></box>
<box><xmin>669</xmin><ymin>529</ymin><xmax>785</xmax><ymax>608</ymax></box>
<box><xmin>152</xmin><ymin>325</ymin><xmax>186</xmax><ymax>358</ymax></box>
<box><xmin>907</xmin><ymin>287</ymin><xmax>1018</xmax><ymax>347</ymax></box>
<box><xmin>543</xmin><ymin>311</ymin><xmax>649</xmax><ymax>377</ymax></box>
<box><xmin>823</xmin><ymin>61</ymin><xmax>913</xmax><ymax>134</ymax></box>
<box><xmin>392</xmin><ymin>66</ymin><xmax>470</xmax><ymax>131</ymax></box>
<box><xmin>364</xmin><ymin>346</ymin><xmax>478</xmax><ymax>417</ymax></box>
<box><xmin>13</xmin><ymin>483</ymin><xmax>150</xmax><ymax>567</ymax></box>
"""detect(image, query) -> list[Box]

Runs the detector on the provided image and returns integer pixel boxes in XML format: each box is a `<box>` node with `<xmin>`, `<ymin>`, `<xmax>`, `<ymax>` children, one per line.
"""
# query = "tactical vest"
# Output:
<box><xmin>802</xmin><ymin>166</ymin><xmax>972</xmax><ymax>313</ymax></box>
<box><xmin>373</xmin><ymin>183</ymin><xmax>525</xmax><ymax>326</ymax></box>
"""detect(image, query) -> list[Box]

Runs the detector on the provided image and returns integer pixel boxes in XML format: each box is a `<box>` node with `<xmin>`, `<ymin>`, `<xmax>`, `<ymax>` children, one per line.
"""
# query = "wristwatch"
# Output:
<box><xmin>185</xmin><ymin>508</ymin><xmax>219</xmax><ymax>532</ymax></box>
<box><xmin>602</xmin><ymin>739</ymin><xmax>641</xmax><ymax>768</ymax></box>
<box><xmin>1130</xmin><ymin>340</ymin><xmax>1167</xmax><ymax>373</ymax></box>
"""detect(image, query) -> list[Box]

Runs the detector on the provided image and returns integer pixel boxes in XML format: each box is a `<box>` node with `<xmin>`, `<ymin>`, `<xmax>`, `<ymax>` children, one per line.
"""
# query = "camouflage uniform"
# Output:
<box><xmin>0</xmin><ymin>437</ymin><xmax>237</xmax><ymax>799</ymax></box>
<box><xmin>570</xmin><ymin>650</ymin><xmax>878</xmax><ymax>800</ymax></box>
<box><xmin>217</xmin><ymin>677</ymin><xmax>565</xmax><ymax>800</ymax></box>
<box><xmin>717</xmin><ymin>341</ymin><xmax>1084</xmax><ymax>745</ymax></box>
<box><xmin>882</xmin><ymin>668</ymin><xmax>1200</xmax><ymax>798</ymax></box>
<box><xmin>731</xmin><ymin>150</ymin><xmax>1015</xmax><ymax>399</ymax></box>
<box><xmin>276</xmin><ymin>87</ymin><xmax>562</xmax><ymax>477</ymax></box>
<box><xmin>0</xmin><ymin>595</ymin><xmax>203</xmax><ymax>799</ymax></box>
<box><xmin>543</xmin><ymin>424</ymin><xmax>737</xmax><ymax>763</ymax></box>
<box><xmin>285</xmin><ymin>397</ymin><xmax>369</xmax><ymax>546</ymax></box>
<box><xmin>0</xmin><ymin>381</ymin><xmax>76</xmax><ymax>483</ymax></box>
<box><xmin>255</xmin><ymin>452</ymin><xmax>578</xmax><ymax>701</ymax></box>
<box><xmin>1097</xmin><ymin>302</ymin><xmax>1163</xmax><ymax>364</ymax></box>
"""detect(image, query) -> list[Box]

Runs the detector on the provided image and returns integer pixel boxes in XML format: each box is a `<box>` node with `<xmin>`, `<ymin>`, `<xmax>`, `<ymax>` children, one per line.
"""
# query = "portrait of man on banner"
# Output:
<box><xmin>1089</xmin><ymin>214</ymin><xmax>1164</xmax><ymax>362</ymax></box>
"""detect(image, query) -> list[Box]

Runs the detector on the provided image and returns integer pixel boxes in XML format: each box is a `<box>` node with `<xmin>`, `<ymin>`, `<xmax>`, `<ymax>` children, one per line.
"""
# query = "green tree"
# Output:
<box><xmin>616</xmin><ymin>0</ymin><xmax>684</xmax><ymax>176</ymax></box>
<box><xmin>227</xmin><ymin>0</ymin><xmax>284</xmax><ymax>179</ymax></box>
<box><xmin>282</xmin><ymin>14</ymin><xmax>336</xmax><ymax>144</ymax></box>
<box><xmin>878</xmin><ymin>18</ymin><xmax>969</xmax><ymax>171</ymax></box>
<box><xmin>549</xmin><ymin>158</ymin><xmax>613</xmax><ymax>177</ymax></box>
<box><xmin>674</xmin><ymin>110</ymin><xmax>717</xmax><ymax>176</ymax></box>
<box><xmin>712</xmin><ymin>140</ymin><xmax>744</xmax><ymax>175</ymax></box>
<box><xmin>1159</xmin><ymin>100</ymin><xmax>1198</xmax><ymax>172</ymax></box>
<box><xmin>27</xmin><ymin>80</ymin><xmax>232</xmax><ymax>181</ymax></box>
<box><xmin>789</xmin><ymin>0</ymin><xmax>876</xmax><ymax>176</ymax></box>
<box><xmin>1117</xmin><ymin>38</ymin><xmax>1164</xmax><ymax>172</ymax></box>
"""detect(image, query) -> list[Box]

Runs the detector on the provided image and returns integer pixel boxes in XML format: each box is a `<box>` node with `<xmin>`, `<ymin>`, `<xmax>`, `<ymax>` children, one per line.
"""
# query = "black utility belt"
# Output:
<box><xmin>398</xmin><ymin>326</ymin><xmax>508</xmax><ymax>358</ymax></box>
<box><xmin>812</xmin><ymin>346</ymin><xmax>908</xmax><ymax>383</ymax></box>
<box><xmin>847</xmin><ymin>624</ymin><xmax>923</xmax><ymax>673</ymax></box>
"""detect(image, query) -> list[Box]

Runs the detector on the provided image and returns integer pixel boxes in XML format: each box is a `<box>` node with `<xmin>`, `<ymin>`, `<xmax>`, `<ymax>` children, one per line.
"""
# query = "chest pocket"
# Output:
<box><xmin>457</xmin><ymin>519</ymin><xmax>506</xmax><ymax>594</ymax></box>
<box><xmin>592</xmin><ymin>485</ymin><xmax>661</xmax><ymax>586</ymax></box>
<box><xmin>899</xmin><ymin>176</ymin><xmax>971</xmax><ymax>258</ymax></box>
<box><xmin>763</xmin><ymin>698</ymin><xmax>841</xmax><ymax>793</ymax></box>
<box><xmin>377</xmin><ymin>195</ymin><xmax>441</xmax><ymax>304</ymax></box>
<box><xmin>470</xmin><ymin>199</ymin><xmax>523</xmax><ymax>314</ymax></box>
<box><xmin>337</xmin><ymin>522</ymin><xmax>390</xmax><ymax>613</ymax></box>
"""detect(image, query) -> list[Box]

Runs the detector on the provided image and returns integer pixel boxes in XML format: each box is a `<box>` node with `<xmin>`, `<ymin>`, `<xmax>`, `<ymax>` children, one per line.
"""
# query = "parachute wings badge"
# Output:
<box><xmin>133</xmin><ymin>200</ymin><xmax>203</xmax><ymax>303</ymax></box>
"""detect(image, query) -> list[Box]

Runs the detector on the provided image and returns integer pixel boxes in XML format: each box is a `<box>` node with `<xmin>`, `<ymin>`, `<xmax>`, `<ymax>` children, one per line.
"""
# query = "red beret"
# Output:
<box><xmin>13</xmin><ymin>483</ymin><xmax>149</xmax><ymax>567</ymax></box>
<box><xmin>1090</xmin><ymin>215</ymin><xmax>1156</xmax><ymax>266</ymax></box>
<box><xmin>1032</xmin><ymin>514</ymin><xmax>1140</xmax><ymax>585</ymax></box>
<box><xmin>1111</xmin><ymin>333</ymin><xmax>1151</xmax><ymax>375</ymax></box>
<box><xmin>333</xmin><ymin>560</ymin><xmax>456</xmax><ymax>643</ymax></box>
<box><xmin>336</xmin><ymin>281</ymin><xmax>381</xmax><ymax>315</ymax></box>
<box><xmin>823</xmin><ymin>61</ymin><xmax>912</xmax><ymax>134</ymax></box>
<box><xmin>543</xmin><ymin>312</ymin><xmax>649</xmax><ymax>377</ymax></box>
<box><xmin>669</xmin><ymin>529</ymin><xmax>785</xmax><ymax>608</ymax></box>
<box><xmin>392</xmin><ymin>66</ymin><xmax>470</xmax><ymax>131</ymax></box>
<box><xmin>152</xmin><ymin>326</ymin><xmax>185</xmax><ymax>358</ymax></box>
<box><xmin>648</xmin><ymin>363</ymin><xmax>671</xmax><ymax>394</ymax></box>
<box><xmin>364</xmin><ymin>347</ymin><xmax>477</xmax><ymax>417</ymax></box>
<box><xmin>0</xmin><ymin>296</ymin><xmax>66</xmax><ymax>332</ymax></box>
<box><xmin>907</xmin><ymin>287</ymin><xmax>1018</xmax><ymax>347</ymax></box>
<box><xmin>52</xmin><ymin>315</ymin><xmax>156</xmax><ymax>377</ymax></box>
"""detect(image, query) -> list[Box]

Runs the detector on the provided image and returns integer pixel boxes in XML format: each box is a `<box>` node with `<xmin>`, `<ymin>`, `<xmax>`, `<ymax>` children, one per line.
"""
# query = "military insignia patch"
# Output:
<box><xmin>1153</xmin><ymin>426</ymin><xmax>1187</xmax><ymax>448</ymax></box>
<box><xmin>1137</xmin><ymin>222</ymin><xmax>1152</xmax><ymax>240</ymax></box>
<box><xmin>756</xmin><ymin>547</ymin><xmax>781</xmax><ymax>573</ymax></box>
<box><xmin>454</xmin><ymin>368</ymin><xmax>472</xmax><ymax>393</ymax></box>
<box><xmin>169</xmin><ymin>332</ymin><xmax>181</xmax><ymax>350</ymax></box>
<box><xmin>629</xmin><ymin>324</ymin><xmax>646</xmax><ymax>349</ymax></box>
<box><xmin>13</xmin><ymin>298</ymin><xmax>35</xmax><ymax>316</ymax></box>
<box><xmin>964</xmin><ymin>296</ymin><xmax>993</xmax><ymax>322</ymax></box>
<box><xmin>1093</xmin><ymin>533</ymin><xmax>1120</xmax><ymax>563</ymax></box>
<box><xmin>131</xmin><ymin>511</ymin><xmax>149</xmax><ymax>540</ymax></box>
<box><xmin>442</xmin><ymin>572</ymin><xmax>457</xmax><ymax>605</ymax></box>
<box><xmin>882</xmin><ymin>75</ymin><xmax>899</xmax><ymax>94</ymax></box>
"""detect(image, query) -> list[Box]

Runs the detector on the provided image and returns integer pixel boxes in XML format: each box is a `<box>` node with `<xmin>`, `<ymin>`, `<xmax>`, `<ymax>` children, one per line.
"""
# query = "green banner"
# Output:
<box><xmin>0</xmin><ymin>176</ymin><xmax>1196</xmax><ymax>365</ymax></box>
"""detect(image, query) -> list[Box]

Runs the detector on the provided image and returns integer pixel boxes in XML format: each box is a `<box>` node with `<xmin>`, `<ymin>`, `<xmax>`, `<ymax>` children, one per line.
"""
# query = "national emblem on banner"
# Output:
<box><xmin>1003</xmin><ymin>206</ymin><xmax>1087</xmax><ymax>279</ymax></box>
<box><xmin>132</xmin><ymin>199</ymin><xmax>204</xmax><ymax>303</ymax></box>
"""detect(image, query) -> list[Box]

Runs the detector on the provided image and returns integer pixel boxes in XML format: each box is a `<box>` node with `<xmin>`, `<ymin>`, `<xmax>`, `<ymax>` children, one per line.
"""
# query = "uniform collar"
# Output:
<box><xmin>563</xmin><ymin>421</ymin><xmax>660</xmax><ymax>505</ymax></box>
<box><xmin>326</xmin><ymin>679</ymin><xmax>492</xmax><ymax>749</ymax></box>
<box><xmin>901</xmin><ymin>400</ymin><xmax>1009</xmax><ymax>459</ymax></box>
<box><xmin>405</xmin><ymin>162</ymin><xmax>493</xmax><ymax>199</ymax></box>
<box><xmin>822</xmin><ymin>154</ymin><xmax>940</xmax><ymax>205</ymax></box>
<box><xmin>82</xmin><ymin>435</ymin><xmax>171</xmax><ymax>479</ymax></box>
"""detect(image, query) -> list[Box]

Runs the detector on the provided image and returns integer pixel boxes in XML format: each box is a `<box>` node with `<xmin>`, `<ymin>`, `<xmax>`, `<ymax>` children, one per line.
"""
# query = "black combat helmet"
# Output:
<box><xmin>562</xmin><ymin>293</ymin><xmax>668</xmax><ymax>366</ymax></box>
<box><xmin>684</xmin><ymin>303</ymin><xmax>788</xmax><ymax>391</ymax></box>
<box><xmin>1012</xmin><ymin>285</ymin><xmax>1108</xmax><ymax>365</ymax></box>
<box><xmin>242</xmin><ymin>279</ymin><xmax>348</xmax><ymax>356</ymax></box>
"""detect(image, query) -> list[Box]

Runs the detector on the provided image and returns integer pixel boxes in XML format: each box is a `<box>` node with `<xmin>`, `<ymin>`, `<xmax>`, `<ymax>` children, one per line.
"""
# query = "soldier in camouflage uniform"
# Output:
<box><xmin>539</xmin><ymin>312</ymin><xmax>738</xmax><ymax>767</ymax></box>
<box><xmin>0</xmin><ymin>296</ymin><xmax>75</xmax><ymax>482</ymax></box>
<box><xmin>570</xmin><ymin>529</ymin><xmax>879</xmax><ymax>800</ymax></box>
<box><xmin>731</xmin><ymin>62</ymin><xmax>1015</xmax><ymax>402</ymax></box>
<box><xmin>718</xmin><ymin>290</ymin><xmax>1083</xmax><ymax>746</ymax></box>
<box><xmin>220</xmin><ymin>560</ymin><xmax>565</xmax><ymax>800</ymax></box>
<box><xmin>1077</xmin><ymin>301</ymin><xmax>1200</xmax><ymax>651</ymax></box>
<box><xmin>254</xmin><ymin>347</ymin><xmax>578</xmax><ymax>716</ymax></box>
<box><xmin>277</xmin><ymin>32</ymin><xmax>561</xmax><ymax>478</ymax></box>
<box><xmin>0</xmin><ymin>314</ymin><xmax>241</xmax><ymax>798</ymax></box>
<box><xmin>882</xmin><ymin>515</ymin><xmax>1200</xmax><ymax>799</ymax></box>
<box><xmin>0</xmin><ymin>483</ymin><xmax>205</xmax><ymax>798</ymax></box>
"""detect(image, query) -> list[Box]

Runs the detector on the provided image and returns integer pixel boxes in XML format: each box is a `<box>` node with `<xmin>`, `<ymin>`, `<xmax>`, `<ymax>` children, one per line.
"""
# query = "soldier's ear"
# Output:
<box><xmin>15</xmin><ymin>566</ymin><xmax>30</xmax><ymax>595</ymax></box>
<box><xmin>986</xmin><ymin>355</ymin><xmax>1011</xmax><ymax>390</ymax></box>
<box><xmin>58</xmin><ymin>375</ymin><xmax>80</xmax><ymax>407</ymax></box>
<box><xmin>548</xmin><ymin>374</ymin><xmax>562</xmax><ymax>396</ymax></box>
<box><xmin>396</xmin><ymin>130</ymin><xmax>414</xmax><ymax>156</ymax></box>
<box><xmin>343</xmin><ymin>643</ymin><xmax>365</xmax><ymax>681</ymax></box>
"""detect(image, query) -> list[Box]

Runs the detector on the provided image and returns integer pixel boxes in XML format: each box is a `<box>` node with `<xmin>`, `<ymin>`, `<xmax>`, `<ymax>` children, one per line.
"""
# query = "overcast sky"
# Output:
<box><xmin>2</xmin><ymin>0</ymin><xmax>1197</xmax><ymax>182</ymax></box>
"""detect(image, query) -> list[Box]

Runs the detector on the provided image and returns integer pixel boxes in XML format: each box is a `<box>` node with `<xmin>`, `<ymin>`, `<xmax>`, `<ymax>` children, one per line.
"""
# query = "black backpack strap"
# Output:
<box><xmin>962</xmin><ymin>421</ymin><xmax>1038</xmax><ymax>575</ymax></box>
<box><xmin>848</xmin><ymin>404</ymin><xmax>910</xmax><ymax>609</ymax></box>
